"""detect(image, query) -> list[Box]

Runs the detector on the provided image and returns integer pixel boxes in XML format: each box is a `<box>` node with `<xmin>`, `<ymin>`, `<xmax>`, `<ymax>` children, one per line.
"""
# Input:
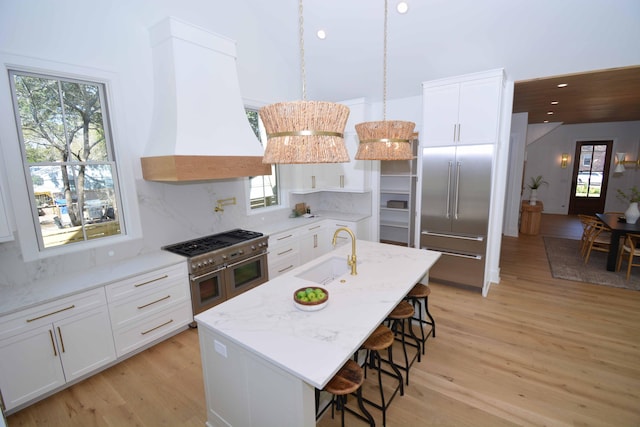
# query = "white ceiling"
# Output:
<box><xmin>244</xmin><ymin>0</ymin><xmax>640</xmax><ymax>106</ymax></box>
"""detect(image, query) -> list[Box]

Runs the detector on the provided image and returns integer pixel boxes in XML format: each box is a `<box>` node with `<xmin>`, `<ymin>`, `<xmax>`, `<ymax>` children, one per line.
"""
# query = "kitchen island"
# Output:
<box><xmin>195</xmin><ymin>240</ymin><xmax>440</xmax><ymax>427</ymax></box>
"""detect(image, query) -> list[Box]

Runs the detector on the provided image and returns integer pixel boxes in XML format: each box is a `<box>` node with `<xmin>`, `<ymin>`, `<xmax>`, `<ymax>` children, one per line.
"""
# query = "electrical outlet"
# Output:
<box><xmin>214</xmin><ymin>340</ymin><xmax>227</xmax><ymax>358</ymax></box>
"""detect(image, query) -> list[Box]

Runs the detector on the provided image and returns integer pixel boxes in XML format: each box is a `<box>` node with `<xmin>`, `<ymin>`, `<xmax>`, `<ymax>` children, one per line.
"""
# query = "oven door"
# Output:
<box><xmin>224</xmin><ymin>252</ymin><xmax>269</xmax><ymax>299</ymax></box>
<box><xmin>190</xmin><ymin>266</ymin><xmax>227</xmax><ymax>315</ymax></box>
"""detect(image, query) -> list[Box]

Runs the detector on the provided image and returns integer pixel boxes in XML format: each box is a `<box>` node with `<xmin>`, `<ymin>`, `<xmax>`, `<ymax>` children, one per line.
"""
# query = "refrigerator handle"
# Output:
<box><xmin>446</xmin><ymin>161</ymin><xmax>453</xmax><ymax>219</ymax></box>
<box><xmin>454</xmin><ymin>161</ymin><xmax>461</xmax><ymax>219</ymax></box>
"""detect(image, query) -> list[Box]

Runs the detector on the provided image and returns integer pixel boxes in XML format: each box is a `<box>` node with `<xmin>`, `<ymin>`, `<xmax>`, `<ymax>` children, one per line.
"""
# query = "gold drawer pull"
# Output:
<box><xmin>27</xmin><ymin>305</ymin><xmax>75</xmax><ymax>322</ymax></box>
<box><xmin>49</xmin><ymin>329</ymin><xmax>57</xmax><ymax>356</ymax></box>
<box><xmin>277</xmin><ymin>248</ymin><xmax>293</xmax><ymax>256</ymax></box>
<box><xmin>134</xmin><ymin>274</ymin><xmax>169</xmax><ymax>287</ymax></box>
<box><xmin>137</xmin><ymin>295</ymin><xmax>171</xmax><ymax>309</ymax></box>
<box><xmin>57</xmin><ymin>326</ymin><xmax>66</xmax><ymax>353</ymax></box>
<box><xmin>278</xmin><ymin>264</ymin><xmax>294</xmax><ymax>273</ymax></box>
<box><xmin>141</xmin><ymin>319</ymin><xmax>173</xmax><ymax>335</ymax></box>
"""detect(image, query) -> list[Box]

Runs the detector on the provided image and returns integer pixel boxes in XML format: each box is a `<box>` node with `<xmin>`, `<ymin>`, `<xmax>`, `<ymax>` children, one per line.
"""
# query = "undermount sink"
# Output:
<box><xmin>295</xmin><ymin>256</ymin><xmax>356</xmax><ymax>286</ymax></box>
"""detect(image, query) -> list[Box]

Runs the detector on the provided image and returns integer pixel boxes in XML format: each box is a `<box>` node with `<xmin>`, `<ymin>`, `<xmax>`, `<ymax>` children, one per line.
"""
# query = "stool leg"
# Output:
<box><xmin>425</xmin><ymin>296</ymin><xmax>436</xmax><ymax>338</ymax></box>
<box><xmin>355</xmin><ymin>387</ymin><xmax>375</xmax><ymax>427</ymax></box>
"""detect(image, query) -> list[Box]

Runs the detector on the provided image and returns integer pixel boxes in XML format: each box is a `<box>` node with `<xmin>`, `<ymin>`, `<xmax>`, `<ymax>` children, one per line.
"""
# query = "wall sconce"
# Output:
<box><xmin>561</xmin><ymin>153</ymin><xmax>569</xmax><ymax>168</ymax></box>
<box><xmin>614</xmin><ymin>152</ymin><xmax>640</xmax><ymax>173</ymax></box>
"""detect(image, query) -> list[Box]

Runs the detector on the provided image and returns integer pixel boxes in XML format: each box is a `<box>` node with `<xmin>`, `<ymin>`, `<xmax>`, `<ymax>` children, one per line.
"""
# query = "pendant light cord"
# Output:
<box><xmin>299</xmin><ymin>0</ymin><xmax>306</xmax><ymax>101</ymax></box>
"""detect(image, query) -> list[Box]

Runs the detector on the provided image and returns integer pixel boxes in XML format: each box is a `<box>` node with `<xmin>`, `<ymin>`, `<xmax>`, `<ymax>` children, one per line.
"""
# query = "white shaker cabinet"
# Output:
<box><xmin>0</xmin><ymin>288</ymin><xmax>115</xmax><ymax>411</ymax></box>
<box><xmin>299</xmin><ymin>222</ymin><xmax>330</xmax><ymax>265</ymax></box>
<box><xmin>105</xmin><ymin>263</ymin><xmax>191</xmax><ymax>357</ymax></box>
<box><xmin>422</xmin><ymin>69</ymin><xmax>504</xmax><ymax>147</ymax></box>
<box><xmin>268</xmin><ymin>228</ymin><xmax>301</xmax><ymax>279</ymax></box>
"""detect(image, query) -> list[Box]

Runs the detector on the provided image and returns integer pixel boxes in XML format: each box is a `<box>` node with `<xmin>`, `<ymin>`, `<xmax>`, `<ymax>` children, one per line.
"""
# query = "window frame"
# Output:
<box><xmin>0</xmin><ymin>53</ymin><xmax>142</xmax><ymax>261</ymax></box>
<box><xmin>9</xmin><ymin>70</ymin><xmax>126</xmax><ymax>250</ymax></box>
<box><xmin>244</xmin><ymin>105</ymin><xmax>284</xmax><ymax>215</ymax></box>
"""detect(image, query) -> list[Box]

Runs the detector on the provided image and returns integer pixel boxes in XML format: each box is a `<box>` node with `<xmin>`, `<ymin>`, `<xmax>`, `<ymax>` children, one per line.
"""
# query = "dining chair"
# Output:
<box><xmin>616</xmin><ymin>233</ymin><xmax>640</xmax><ymax>280</ymax></box>
<box><xmin>578</xmin><ymin>215</ymin><xmax>598</xmax><ymax>257</ymax></box>
<box><xmin>583</xmin><ymin>220</ymin><xmax>611</xmax><ymax>264</ymax></box>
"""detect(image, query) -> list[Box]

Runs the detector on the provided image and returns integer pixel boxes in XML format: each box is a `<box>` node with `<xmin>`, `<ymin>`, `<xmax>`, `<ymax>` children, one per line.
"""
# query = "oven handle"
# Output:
<box><xmin>225</xmin><ymin>252</ymin><xmax>267</xmax><ymax>269</ymax></box>
<box><xmin>190</xmin><ymin>266</ymin><xmax>227</xmax><ymax>282</ymax></box>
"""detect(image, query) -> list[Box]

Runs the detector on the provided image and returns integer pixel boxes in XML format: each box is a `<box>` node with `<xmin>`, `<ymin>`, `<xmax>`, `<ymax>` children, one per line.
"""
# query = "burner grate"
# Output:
<box><xmin>163</xmin><ymin>238</ymin><xmax>232</xmax><ymax>257</ymax></box>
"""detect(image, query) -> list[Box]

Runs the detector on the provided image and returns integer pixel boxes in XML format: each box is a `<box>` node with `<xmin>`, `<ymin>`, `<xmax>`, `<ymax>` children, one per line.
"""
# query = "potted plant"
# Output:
<box><xmin>526</xmin><ymin>175</ymin><xmax>547</xmax><ymax>206</ymax></box>
<box><xmin>617</xmin><ymin>186</ymin><xmax>640</xmax><ymax>224</ymax></box>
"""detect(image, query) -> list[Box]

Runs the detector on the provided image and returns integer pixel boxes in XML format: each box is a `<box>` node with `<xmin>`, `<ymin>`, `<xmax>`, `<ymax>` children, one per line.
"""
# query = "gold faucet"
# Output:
<box><xmin>332</xmin><ymin>227</ymin><xmax>357</xmax><ymax>275</ymax></box>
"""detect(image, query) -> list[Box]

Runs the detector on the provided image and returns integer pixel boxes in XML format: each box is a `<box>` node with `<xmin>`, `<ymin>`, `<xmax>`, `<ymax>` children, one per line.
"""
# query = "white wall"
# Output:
<box><xmin>524</xmin><ymin>121</ymin><xmax>640</xmax><ymax>214</ymax></box>
<box><xmin>504</xmin><ymin>113</ymin><xmax>528</xmax><ymax>236</ymax></box>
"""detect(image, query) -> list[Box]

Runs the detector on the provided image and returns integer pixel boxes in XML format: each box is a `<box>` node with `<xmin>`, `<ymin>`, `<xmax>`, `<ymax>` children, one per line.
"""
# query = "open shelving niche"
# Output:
<box><xmin>379</xmin><ymin>135</ymin><xmax>418</xmax><ymax>247</ymax></box>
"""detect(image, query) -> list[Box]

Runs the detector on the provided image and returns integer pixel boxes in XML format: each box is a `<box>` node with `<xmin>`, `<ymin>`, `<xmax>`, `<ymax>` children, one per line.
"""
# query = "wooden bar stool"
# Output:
<box><xmin>405</xmin><ymin>283</ymin><xmax>436</xmax><ymax>354</ymax></box>
<box><xmin>386</xmin><ymin>300</ymin><xmax>421</xmax><ymax>385</ymax></box>
<box><xmin>357</xmin><ymin>324</ymin><xmax>403</xmax><ymax>427</ymax></box>
<box><xmin>315</xmin><ymin>359</ymin><xmax>374</xmax><ymax>427</ymax></box>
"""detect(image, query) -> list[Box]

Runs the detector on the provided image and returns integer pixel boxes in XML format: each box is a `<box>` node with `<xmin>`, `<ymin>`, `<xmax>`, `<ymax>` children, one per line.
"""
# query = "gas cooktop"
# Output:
<box><xmin>162</xmin><ymin>229</ymin><xmax>264</xmax><ymax>257</ymax></box>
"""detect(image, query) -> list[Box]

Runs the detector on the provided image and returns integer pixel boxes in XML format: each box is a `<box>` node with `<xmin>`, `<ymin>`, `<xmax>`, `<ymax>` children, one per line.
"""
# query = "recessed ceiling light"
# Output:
<box><xmin>547</xmin><ymin>111</ymin><xmax>554</xmax><ymax>115</ymax></box>
<box><xmin>551</xmin><ymin>101</ymin><xmax>559</xmax><ymax>105</ymax></box>
<box><xmin>557</xmin><ymin>83</ymin><xmax>568</xmax><ymax>88</ymax></box>
<box><xmin>397</xmin><ymin>1</ymin><xmax>409</xmax><ymax>14</ymax></box>
<box><xmin>316</xmin><ymin>29</ymin><xmax>326</xmax><ymax>40</ymax></box>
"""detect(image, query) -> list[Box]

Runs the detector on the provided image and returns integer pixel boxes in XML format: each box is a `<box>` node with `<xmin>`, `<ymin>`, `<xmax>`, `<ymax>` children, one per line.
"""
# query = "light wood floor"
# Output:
<box><xmin>7</xmin><ymin>214</ymin><xmax>640</xmax><ymax>426</ymax></box>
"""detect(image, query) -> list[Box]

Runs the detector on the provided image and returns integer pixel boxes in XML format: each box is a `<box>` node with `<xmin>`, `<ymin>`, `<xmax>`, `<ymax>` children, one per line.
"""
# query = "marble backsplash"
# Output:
<box><xmin>0</xmin><ymin>177</ymin><xmax>371</xmax><ymax>290</ymax></box>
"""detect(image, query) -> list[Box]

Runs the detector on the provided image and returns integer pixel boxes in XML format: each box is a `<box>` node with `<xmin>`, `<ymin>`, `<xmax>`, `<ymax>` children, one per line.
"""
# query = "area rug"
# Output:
<box><xmin>543</xmin><ymin>237</ymin><xmax>640</xmax><ymax>291</ymax></box>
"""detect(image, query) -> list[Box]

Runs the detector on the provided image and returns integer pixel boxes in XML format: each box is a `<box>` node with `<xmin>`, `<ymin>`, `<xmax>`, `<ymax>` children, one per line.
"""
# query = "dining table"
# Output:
<box><xmin>595</xmin><ymin>213</ymin><xmax>640</xmax><ymax>271</ymax></box>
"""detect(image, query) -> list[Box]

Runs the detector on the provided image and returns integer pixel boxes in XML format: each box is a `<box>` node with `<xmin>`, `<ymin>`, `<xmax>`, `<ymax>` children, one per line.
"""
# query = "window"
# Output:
<box><xmin>246</xmin><ymin>108</ymin><xmax>279</xmax><ymax>210</ymax></box>
<box><xmin>9</xmin><ymin>71</ymin><xmax>124</xmax><ymax>249</ymax></box>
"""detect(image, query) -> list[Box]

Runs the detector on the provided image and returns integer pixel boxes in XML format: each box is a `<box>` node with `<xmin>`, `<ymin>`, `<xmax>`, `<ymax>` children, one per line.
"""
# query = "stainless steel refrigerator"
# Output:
<box><xmin>419</xmin><ymin>144</ymin><xmax>493</xmax><ymax>289</ymax></box>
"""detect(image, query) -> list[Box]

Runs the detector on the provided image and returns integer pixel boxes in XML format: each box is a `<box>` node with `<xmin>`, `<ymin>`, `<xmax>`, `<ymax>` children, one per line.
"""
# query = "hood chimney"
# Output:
<box><xmin>141</xmin><ymin>17</ymin><xmax>270</xmax><ymax>181</ymax></box>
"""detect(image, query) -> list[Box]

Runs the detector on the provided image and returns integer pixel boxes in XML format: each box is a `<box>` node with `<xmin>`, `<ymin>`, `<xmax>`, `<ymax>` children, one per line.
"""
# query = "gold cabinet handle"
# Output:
<box><xmin>27</xmin><ymin>305</ymin><xmax>75</xmax><ymax>323</ymax></box>
<box><xmin>49</xmin><ymin>329</ymin><xmax>57</xmax><ymax>357</ymax></box>
<box><xmin>137</xmin><ymin>295</ymin><xmax>171</xmax><ymax>310</ymax></box>
<box><xmin>141</xmin><ymin>319</ymin><xmax>173</xmax><ymax>335</ymax></box>
<box><xmin>278</xmin><ymin>264</ymin><xmax>294</xmax><ymax>273</ymax></box>
<box><xmin>57</xmin><ymin>326</ymin><xmax>66</xmax><ymax>353</ymax></box>
<box><xmin>134</xmin><ymin>274</ymin><xmax>168</xmax><ymax>288</ymax></box>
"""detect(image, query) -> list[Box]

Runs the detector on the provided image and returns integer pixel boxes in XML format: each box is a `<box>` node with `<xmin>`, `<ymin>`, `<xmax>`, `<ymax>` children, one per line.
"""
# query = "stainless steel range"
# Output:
<box><xmin>163</xmin><ymin>229</ymin><xmax>269</xmax><ymax>315</ymax></box>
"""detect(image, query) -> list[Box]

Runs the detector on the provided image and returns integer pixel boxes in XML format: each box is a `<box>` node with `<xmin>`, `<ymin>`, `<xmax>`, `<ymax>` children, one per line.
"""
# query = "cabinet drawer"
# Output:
<box><xmin>268</xmin><ymin>229</ymin><xmax>299</xmax><ymax>247</ymax></box>
<box><xmin>268</xmin><ymin>239</ymin><xmax>299</xmax><ymax>262</ymax></box>
<box><xmin>269</xmin><ymin>254</ymin><xmax>300</xmax><ymax>279</ymax></box>
<box><xmin>0</xmin><ymin>287</ymin><xmax>107</xmax><ymax>340</ymax></box>
<box><xmin>112</xmin><ymin>301</ymin><xmax>192</xmax><ymax>357</ymax></box>
<box><xmin>108</xmin><ymin>280</ymin><xmax>190</xmax><ymax>329</ymax></box>
<box><xmin>105</xmin><ymin>263</ymin><xmax>187</xmax><ymax>302</ymax></box>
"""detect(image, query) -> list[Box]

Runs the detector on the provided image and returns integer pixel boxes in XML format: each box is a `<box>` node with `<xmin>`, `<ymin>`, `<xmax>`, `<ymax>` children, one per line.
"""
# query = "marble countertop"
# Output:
<box><xmin>254</xmin><ymin>210</ymin><xmax>370</xmax><ymax>236</ymax></box>
<box><xmin>195</xmin><ymin>240</ymin><xmax>440</xmax><ymax>389</ymax></box>
<box><xmin>0</xmin><ymin>251</ymin><xmax>186</xmax><ymax>316</ymax></box>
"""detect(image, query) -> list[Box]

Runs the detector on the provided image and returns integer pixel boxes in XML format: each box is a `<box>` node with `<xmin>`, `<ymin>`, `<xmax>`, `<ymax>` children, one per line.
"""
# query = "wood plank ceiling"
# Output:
<box><xmin>512</xmin><ymin>65</ymin><xmax>640</xmax><ymax>124</ymax></box>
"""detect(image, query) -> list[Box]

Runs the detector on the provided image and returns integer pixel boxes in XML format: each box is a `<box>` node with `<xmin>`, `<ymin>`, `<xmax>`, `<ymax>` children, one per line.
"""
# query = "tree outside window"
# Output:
<box><xmin>246</xmin><ymin>108</ymin><xmax>279</xmax><ymax>209</ymax></box>
<box><xmin>9</xmin><ymin>71</ymin><xmax>124</xmax><ymax>249</ymax></box>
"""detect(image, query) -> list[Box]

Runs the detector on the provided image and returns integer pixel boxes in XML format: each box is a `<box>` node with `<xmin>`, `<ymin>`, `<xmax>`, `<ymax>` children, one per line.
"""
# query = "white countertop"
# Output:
<box><xmin>0</xmin><ymin>251</ymin><xmax>186</xmax><ymax>316</ymax></box>
<box><xmin>195</xmin><ymin>240</ymin><xmax>440</xmax><ymax>389</ymax></box>
<box><xmin>254</xmin><ymin>210</ymin><xmax>370</xmax><ymax>236</ymax></box>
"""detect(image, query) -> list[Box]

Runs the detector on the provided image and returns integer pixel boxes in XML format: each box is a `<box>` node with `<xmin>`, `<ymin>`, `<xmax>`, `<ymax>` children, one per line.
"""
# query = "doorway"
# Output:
<box><xmin>568</xmin><ymin>140</ymin><xmax>612</xmax><ymax>215</ymax></box>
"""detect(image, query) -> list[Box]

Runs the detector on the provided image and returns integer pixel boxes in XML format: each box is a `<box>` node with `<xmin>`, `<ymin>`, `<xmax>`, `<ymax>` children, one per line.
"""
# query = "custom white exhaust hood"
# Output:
<box><xmin>141</xmin><ymin>17</ymin><xmax>270</xmax><ymax>181</ymax></box>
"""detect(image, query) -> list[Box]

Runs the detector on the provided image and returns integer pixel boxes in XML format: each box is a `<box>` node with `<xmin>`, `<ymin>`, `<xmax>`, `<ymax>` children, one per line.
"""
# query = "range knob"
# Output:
<box><xmin>222</xmin><ymin>255</ymin><xmax>228</xmax><ymax>260</ymax></box>
<box><xmin>251</xmin><ymin>245</ymin><xmax>256</xmax><ymax>251</ymax></box>
<box><xmin>209</xmin><ymin>258</ymin><xmax>214</xmax><ymax>264</ymax></box>
<box><xmin>238</xmin><ymin>249</ymin><xmax>244</xmax><ymax>255</ymax></box>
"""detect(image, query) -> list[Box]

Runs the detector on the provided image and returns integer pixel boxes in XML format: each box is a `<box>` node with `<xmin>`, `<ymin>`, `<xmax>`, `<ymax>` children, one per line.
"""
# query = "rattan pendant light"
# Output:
<box><xmin>355</xmin><ymin>0</ymin><xmax>415</xmax><ymax>161</ymax></box>
<box><xmin>260</xmin><ymin>0</ymin><xmax>350</xmax><ymax>164</ymax></box>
